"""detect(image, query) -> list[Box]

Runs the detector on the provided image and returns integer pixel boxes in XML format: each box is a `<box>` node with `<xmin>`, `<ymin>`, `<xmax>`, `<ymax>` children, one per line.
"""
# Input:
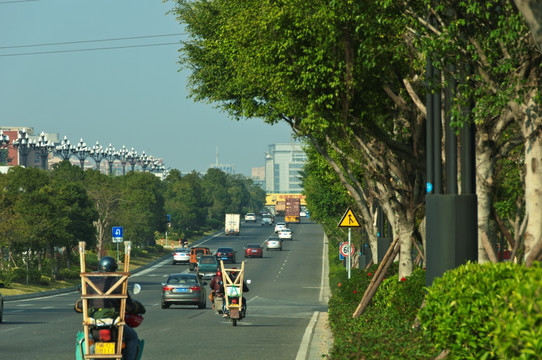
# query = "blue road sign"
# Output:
<box><xmin>112</xmin><ymin>226</ymin><xmax>123</xmax><ymax>243</ymax></box>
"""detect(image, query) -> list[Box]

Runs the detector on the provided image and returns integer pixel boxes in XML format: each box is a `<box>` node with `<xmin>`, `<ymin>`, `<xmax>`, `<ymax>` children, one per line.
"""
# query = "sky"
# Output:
<box><xmin>0</xmin><ymin>0</ymin><xmax>296</xmax><ymax>177</ymax></box>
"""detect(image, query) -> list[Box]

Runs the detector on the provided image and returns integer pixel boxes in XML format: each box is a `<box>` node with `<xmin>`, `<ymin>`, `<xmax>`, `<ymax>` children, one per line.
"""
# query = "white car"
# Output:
<box><xmin>172</xmin><ymin>248</ymin><xmax>190</xmax><ymax>265</ymax></box>
<box><xmin>245</xmin><ymin>213</ymin><xmax>256</xmax><ymax>222</ymax></box>
<box><xmin>278</xmin><ymin>228</ymin><xmax>292</xmax><ymax>240</ymax></box>
<box><xmin>266</xmin><ymin>236</ymin><xmax>283</xmax><ymax>251</ymax></box>
<box><xmin>274</xmin><ymin>222</ymin><xmax>287</xmax><ymax>233</ymax></box>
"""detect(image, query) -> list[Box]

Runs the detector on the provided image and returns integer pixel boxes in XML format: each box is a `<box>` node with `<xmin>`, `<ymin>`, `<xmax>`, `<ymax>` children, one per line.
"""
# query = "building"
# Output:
<box><xmin>264</xmin><ymin>143</ymin><xmax>306</xmax><ymax>194</ymax></box>
<box><xmin>251</xmin><ymin>166</ymin><xmax>265</xmax><ymax>188</ymax></box>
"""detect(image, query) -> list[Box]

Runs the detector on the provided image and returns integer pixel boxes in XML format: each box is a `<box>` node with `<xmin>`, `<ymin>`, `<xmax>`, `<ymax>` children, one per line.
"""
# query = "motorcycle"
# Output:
<box><xmin>75</xmin><ymin>283</ymin><xmax>145</xmax><ymax>360</ymax></box>
<box><xmin>219</xmin><ymin>260</ymin><xmax>251</xmax><ymax>326</ymax></box>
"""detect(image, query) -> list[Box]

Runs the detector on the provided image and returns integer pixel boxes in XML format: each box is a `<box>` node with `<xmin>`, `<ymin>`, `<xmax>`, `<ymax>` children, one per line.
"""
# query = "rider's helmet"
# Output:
<box><xmin>99</xmin><ymin>256</ymin><xmax>118</xmax><ymax>272</ymax></box>
<box><xmin>216</xmin><ymin>270</ymin><xmax>222</xmax><ymax>276</ymax></box>
<box><xmin>125</xmin><ymin>313</ymin><xmax>144</xmax><ymax>328</ymax></box>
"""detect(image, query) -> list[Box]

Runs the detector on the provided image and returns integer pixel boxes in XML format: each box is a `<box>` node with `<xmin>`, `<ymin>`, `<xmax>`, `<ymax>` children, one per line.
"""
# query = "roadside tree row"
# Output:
<box><xmin>0</xmin><ymin>162</ymin><xmax>265</xmax><ymax>284</ymax></box>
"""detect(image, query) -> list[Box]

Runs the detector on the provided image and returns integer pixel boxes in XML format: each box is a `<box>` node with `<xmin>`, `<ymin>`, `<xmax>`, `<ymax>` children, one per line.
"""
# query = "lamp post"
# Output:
<box><xmin>35</xmin><ymin>131</ymin><xmax>55</xmax><ymax>170</ymax></box>
<box><xmin>126</xmin><ymin>148</ymin><xmax>139</xmax><ymax>172</ymax></box>
<box><xmin>55</xmin><ymin>136</ymin><xmax>73</xmax><ymax>161</ymax></box>
<box><xmin>89</xmin><ymin>141</ymin><xmax>104</xmax><ymax>172</ymax></box>
<box><xmin>103</xmin><ymin>143</ymin><xmax>118</xmax><ymax>175</ymax></box>
<box><xmin>140</xmin><ymin>152</ymin><xmax>153</xmax><ymax>172</ymax></box>
<box><xmin>0</xmin><ymin>130</ymin><xmax>10</xmax><ymax>165</ymax></box>
<box><xmin>118</xmin><ymin>145</ymin><xmax>129</xmax><ymax>175</ymax></box>
<box><xmin>71</xmin><ymin>138</ymin><xmax>90</xmax><ymax>170</ymax></box>
<box><xmin>12</xmin><ymin>130</ymin><xmax>35</xmax><ymax>167</ymax></box>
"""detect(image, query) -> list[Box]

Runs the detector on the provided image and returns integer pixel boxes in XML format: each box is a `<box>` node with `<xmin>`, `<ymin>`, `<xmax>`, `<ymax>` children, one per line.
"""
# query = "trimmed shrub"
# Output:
<box><xmin>418</xmin><ymin>261</ymin><xmax>542</xmax><ymax>359</ymax></box>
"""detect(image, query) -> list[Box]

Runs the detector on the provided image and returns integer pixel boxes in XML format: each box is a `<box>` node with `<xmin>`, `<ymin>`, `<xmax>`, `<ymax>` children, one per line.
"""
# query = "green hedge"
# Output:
<box><xmin>328</xmin><ymin>262</ymin><xmax>437</xmax><ymax>359</ymax></box>
<box><xmin>418</xmin><ymin>261</ymin><xmax>542</xmax><ymax>360</ymax></box>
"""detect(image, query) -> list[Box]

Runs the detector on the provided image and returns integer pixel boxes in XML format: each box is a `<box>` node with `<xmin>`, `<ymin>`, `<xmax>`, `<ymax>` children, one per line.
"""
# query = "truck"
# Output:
<box><xmin>275</xmin><ymin>201</ymin><xmax>286</xmax><ymax>216</ymax></box>
<box><xmin>225</xmin><ymin>213</ymin><xmax>240</xmax><ymax>236</ymax></box>
<box><xmin>285</xmin><ymin>198</ymin><xmax>300</xmax><ymax>224</ymax></box>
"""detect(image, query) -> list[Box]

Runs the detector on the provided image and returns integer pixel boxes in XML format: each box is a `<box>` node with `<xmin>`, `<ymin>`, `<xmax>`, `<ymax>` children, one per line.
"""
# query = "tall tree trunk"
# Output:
<box><xmin>397</xmin><ymin>218</ymin><xmax>413</xmax><ymax>279</ymax></box>
<box><xmin>476</xmin><ymin>145</ymin><xmax>496</xmax><ymax>263</ymax></box>
<box><xmin>521</xmin><ymin>98</ymin><xmax>542</xmax><ymax>261</ymax></box>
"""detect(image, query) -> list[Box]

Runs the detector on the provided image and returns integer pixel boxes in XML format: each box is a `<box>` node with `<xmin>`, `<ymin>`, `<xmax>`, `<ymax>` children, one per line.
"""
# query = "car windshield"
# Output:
<box><xmin>194</xmin><ymin>249</ymin><xmax>207</xmax><ymax>255</ymax></box>
<box><xmin>218</xmin><ymin>248</ymin><xmax>232</xmax><ymax>252</ymax></box>
<box><xmin>168</xmin><ymin>275</ymin><xmax>198</xmax><ymax>284</ymax></box>
<box><xmin>175</xmin><ymin>249</ymin><xmax>188</xmax><ymax>253</ymax></box>
<box><xmin>200</xmin><ymin>257</ymin><xmax>216</xmax><ymax>264</ymax></box>
<box><xmin>247</xmin><ymin>244</ymin><xmax>261</xmax><ymax>248</ymax></box>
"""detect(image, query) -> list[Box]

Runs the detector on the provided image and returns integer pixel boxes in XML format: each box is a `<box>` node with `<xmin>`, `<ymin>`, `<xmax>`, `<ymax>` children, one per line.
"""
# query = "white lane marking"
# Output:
<box><xmin>0</xmin><ymin>326</ymin><xmax>22</xmax><ymax>332</ymax></box>
<box><xmin>295</xmin><ymin>311</ymin><xmax>319</xmax><ymax>360</ymax></box>
<box><xmin>132</xmin><ymin>259</ymin><xmax>170</xmax><ymax>277</ymax></box>
<box><xmin>41</xmin><ymin>306</ymin><xmax>54</xmax><ymax>309</ymax></box>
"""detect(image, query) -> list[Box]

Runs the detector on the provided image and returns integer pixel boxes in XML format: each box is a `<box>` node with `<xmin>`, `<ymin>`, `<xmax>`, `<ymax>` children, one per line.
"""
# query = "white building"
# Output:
<box><xmin>264</xmin><ymin>143</ymin><xmax>306</xmax><ymax>193</ymax></box>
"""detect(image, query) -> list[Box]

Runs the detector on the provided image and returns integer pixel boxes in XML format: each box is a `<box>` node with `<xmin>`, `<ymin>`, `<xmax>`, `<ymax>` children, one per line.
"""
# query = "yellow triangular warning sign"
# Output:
<box><xmin>338</xmin><ymin>207</ymin><xmax>361</xmax><ymax>228</ymax></box>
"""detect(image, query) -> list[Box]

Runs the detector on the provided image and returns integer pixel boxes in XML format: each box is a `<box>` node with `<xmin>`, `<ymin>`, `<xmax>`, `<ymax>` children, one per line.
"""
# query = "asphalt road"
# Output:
<box><xmin>1</xmin><ymin>218</ymin><xmax>327</xmax><ymax>360</ymax></box>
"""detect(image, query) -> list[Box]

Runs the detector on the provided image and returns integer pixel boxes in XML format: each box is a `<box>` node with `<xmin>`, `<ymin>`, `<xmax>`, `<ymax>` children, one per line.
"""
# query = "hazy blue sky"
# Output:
<box><xmin>0</xmin><ymin>0</ymin><xmax>296</xmax><ymax>176</ymax></box>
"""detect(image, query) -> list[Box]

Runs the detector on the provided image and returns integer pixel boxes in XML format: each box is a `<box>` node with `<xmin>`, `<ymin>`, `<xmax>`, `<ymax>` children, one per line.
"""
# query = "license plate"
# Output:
<box><xmin>251</xmin><ymin>250</ymin><xmax>257</xmax><ymax>252</ymax></box>
<box><xmin>173</xmin><ymin>288</ymin><xmax>188</xmax><ymax>293</ymax></box>
<box><xmin>95</xmin><ymin>342</ymin><xmax>116</xmax><ymax>355</ymax></box>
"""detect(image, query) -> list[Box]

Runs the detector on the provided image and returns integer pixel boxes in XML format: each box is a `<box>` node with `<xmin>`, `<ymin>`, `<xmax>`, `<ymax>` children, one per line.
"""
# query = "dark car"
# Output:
<box><xmin>244</xmin><ymin>244</ymin><xmax>263</xmax><ymax>258</ymax></box>
<box><xmin>161</xmin><ymin>273</ymin><xmax>207</xmax><ymax>309</ymax></box>
<box><xmin>215</xmin><ymin>247</ymin><xmax>236</xmax><ymax>264</ymax></box>
<box><xmin>196</xmin><ymin>255</ymin><xmax>219</xmax><ymax>279</ymax></box>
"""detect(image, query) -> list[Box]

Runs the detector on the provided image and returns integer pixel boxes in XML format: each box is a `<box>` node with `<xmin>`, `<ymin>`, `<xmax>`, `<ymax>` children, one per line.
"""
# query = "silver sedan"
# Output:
<box><xmin>161</xmin><ymin>273</ymin><xmax>207</xmax><ymax>309</ymax></box>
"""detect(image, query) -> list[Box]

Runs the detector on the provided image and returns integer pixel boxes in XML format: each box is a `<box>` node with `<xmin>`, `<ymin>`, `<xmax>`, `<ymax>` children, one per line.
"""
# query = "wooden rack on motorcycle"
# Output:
<box><xmin>220</xmin><ymin>260</ymin><xmax>245</xmax><ymax>326</ymax></box>
<box><xmin>77</xmin><ymin>241</ymin><xmax>131</xmax><ymax>360</ymax></box>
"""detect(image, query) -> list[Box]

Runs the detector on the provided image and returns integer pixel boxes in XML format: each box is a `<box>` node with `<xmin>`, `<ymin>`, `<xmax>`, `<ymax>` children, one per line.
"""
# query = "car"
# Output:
<box><xmin>300</xmin><ymin>211</ymin><xmax>307</xmax><ymax>217</ymax></box>
<box><xmin>278</xmin><ymin>228</ymin><xmax>293</xmax><ymax>240</ymax></box>
<box><xmin>261</xmin><ymin>214</ymin><xmax>273</xmax><ymax>226</ymax></box>
<box><xmin>189</xmin><ymin>247</ymin><xmax>211</xmax><ymax>271</ymax></box>
<box><xmin>172</xmin><ymin>248</ymin><xmax>190</xmax><ymax>265</ymax></box>
<box><xmin>215</xmin><ymin>247</ymin><xmax>236</xmax><ymax>264</ymax></box>
<box><xmin>244</xmin><ymin>244</ymin><xmax>263</xmax><ymax>258</ymax></box>
<box><xmin>274</xmin><ymin>222</ymin><xmax>287</xmax><ymax>233</ymax></box>
<box><xmin>161</xmin><ymin>273</ymin><xmax>207</xmax><ymax>309</ymax></box>
<box><xmin>196</xmin><ymin>255</ymin><xmax>219</xmax><ymax>279</ymax></box>
<box><xmin>266</xmin><ymin>236</ymin><xmax>283</xmax><ymax>251</ymax></box>
<box><xmin>244</xmin><ymin>212</ymin><xmax>257</xmax><ymax>222</ymax></box>
<box><xmin>0</xmin><ymin>283</ymin><xmax>4</xmax><ymax>323</ymax></box>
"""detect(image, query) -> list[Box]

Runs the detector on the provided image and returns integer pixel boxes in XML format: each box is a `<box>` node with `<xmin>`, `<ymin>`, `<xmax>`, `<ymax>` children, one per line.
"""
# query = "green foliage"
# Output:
<box><xmin>328</xmin><ymin>263</ymin><xmax>436</xmax><ymax>359</ymax></box>
<box><xmin>418</xmin><ymin>262</ymin><xmax>542</xmax><ymax>359</ymax></box>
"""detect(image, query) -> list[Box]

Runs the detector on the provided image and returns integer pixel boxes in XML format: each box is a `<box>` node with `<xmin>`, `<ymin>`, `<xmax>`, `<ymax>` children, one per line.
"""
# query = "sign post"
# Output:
<box><xmin>338</xmin><ymin>207</ymin><xmax>361</xmax><ymax>279</ymax></box>
<box><xmin>112</xmin><ymin>226</ymin><xmax>123</xmax><ymax>263</ymax></box>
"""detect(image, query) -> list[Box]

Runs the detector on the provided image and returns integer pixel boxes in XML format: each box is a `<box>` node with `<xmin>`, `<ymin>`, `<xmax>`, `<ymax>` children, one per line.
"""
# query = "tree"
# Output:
<box><xmin>115</xmin><ymin>172</ymin><xmax>166</xmax><ymax>247</ymax></box>
<box><xmin>83</xmin><ymin>169</ymin><xmax>119</xmax><ymax>257</ymax></box>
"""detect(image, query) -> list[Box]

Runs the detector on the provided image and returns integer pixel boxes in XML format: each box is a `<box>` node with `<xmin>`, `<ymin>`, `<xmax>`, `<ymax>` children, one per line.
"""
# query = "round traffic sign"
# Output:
<box><xmin>340</xmin><ymin>243</ymin><xmax>355</xmax><ymax>257</ymax></box>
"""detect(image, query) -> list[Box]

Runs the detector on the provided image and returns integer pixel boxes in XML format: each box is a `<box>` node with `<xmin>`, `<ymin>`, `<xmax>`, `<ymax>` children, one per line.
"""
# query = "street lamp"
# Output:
<box><xmin>103</xmin><ymin>143</ymin><xmax>118</xmax><ymax>175</ymax></box>
<box><xmin>71</xmin><ymin>138</ymin><xmax>90</xmax><ymax>170</ymax></box>
<box><xmin>35</xmin><ymin>131</ymin><xmax>55</xmax><ymax>170</ymax></box>
<box><xmin>140</xmin><ymin>152</ymin><xmax>152</xmax><ymax>172</ymax></box>
<box><xmin>55</xmin><ymin>136</ymin><xmax>73</xmax><ymax>161</ymax></box>
<box><xmin>0</xmin><ymin>130</ymin><xmax>10</xmax><ymax>165</ymax></box>
<box><xmin>12</xmin><ymin>130</ymin><xmax>35</xmax><ymax>167</ymax></box>
<box><xmin>126</xmin><ymin>147</ymin><xmax>139</xmax><ymax>172</ymax></box>
<box><xmin>89</xmin><ymin>141</ymin><xmax>104</xmax><ymax>171</ymax></box>
<box><xmin>118</xmin><ymin>145</ymin><xmax>129</xmax><ymax>175</ymax></box>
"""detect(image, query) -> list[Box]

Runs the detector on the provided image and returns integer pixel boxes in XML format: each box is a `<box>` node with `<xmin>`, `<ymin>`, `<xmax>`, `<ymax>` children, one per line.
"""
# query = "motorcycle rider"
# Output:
<box><xmin>209</xmin><ymin>269</ymin><xmax>224</xmax><ymax>307</ymax></box>
<box><xmin>76</xmin><ymin>256</ymin><xmax>143</xmax><ymax>360</ymax></box>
